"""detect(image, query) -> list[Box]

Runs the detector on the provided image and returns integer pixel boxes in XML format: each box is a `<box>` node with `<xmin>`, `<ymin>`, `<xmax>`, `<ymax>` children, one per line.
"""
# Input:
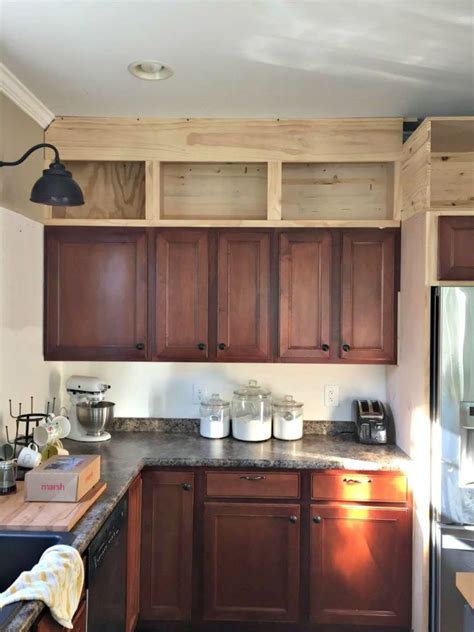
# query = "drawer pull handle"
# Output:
<box><xmin>182</xmin><ymin>483</ymin><xmax>192</xmax><ymax>491</ymax></box>
<box><xmin>343</xmin><ymin>477</ymin><xmax>372</xmax><ymax>485</ymax></box>
<box><xmin>239</xmin><ymin>475</ymin><xmax>266</xmax><ymax>481</ymax></box>
<box><xmin>289</xmin><ymin>515</ymin><xmax>298</xmax><ymax>524</ymax></box>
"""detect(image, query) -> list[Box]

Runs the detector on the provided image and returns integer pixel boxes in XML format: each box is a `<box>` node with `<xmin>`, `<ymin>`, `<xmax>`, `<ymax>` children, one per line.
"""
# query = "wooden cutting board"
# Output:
<box><xmin>0</xmin><ymin>480</ymin><xmax>107</xmax><ymax>531</ymax></box>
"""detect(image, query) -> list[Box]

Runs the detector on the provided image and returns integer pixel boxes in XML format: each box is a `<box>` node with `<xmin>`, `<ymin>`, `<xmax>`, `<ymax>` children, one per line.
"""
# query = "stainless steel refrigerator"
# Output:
<box><xmin>431</xmin><ymin>287</ymin><xmax>474</xmax><ymax>632</ymax></box>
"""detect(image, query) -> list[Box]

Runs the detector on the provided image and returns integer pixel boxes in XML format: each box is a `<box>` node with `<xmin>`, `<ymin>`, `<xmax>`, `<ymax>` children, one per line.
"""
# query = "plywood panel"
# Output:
<box><xmin>431</xmin><ymin>152</ymin><xmax>474</xmax><ymax>208</ymax></box>
<box><xmin>281</xmin><ymin>162</ymin><xmax>392</xmax><ymax>220</ymax></box>
<box><xmin>52</xmin><ymin>161</ymin><xmax>146</xmax><ymax>219</ymax></box>
<box><xmin>46</xmin><ymin>117</ymin><xmax>403</xmax><ymax>162</ymax></box>
<box><xmin>401</xmin><ymin>120</ymin><xmax>431</xmax><ymax>220</ymax></box>
<box><xmin>160</xmin><ymin>162</ymin><xmax>267</xmax><ymax>219</ymax></box>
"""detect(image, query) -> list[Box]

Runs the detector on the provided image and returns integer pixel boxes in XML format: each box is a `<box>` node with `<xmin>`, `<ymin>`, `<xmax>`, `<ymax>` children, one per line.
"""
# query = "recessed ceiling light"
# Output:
<box><xmin>128</xmin><ymin>60</ymin><xmax>173</xmax><ymax>81</ymax></box>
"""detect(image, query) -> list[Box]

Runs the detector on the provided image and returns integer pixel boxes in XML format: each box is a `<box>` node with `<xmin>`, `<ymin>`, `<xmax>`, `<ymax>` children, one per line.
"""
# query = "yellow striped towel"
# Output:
<box><xmin>0</xmin><ymin>544</ymin><xmax>84</xmax><ymax>629</ymax></box>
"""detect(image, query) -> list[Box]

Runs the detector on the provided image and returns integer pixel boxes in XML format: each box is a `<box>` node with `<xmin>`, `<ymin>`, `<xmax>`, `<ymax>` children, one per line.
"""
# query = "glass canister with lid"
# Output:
<box><xmin>200</xmin><ymin>393</ymin><xmax>230</xmax><ymax>439</ymax></box>
<box><xmin>273</xmin><ymin>395</ymin><xmax>304</xmax><ymax>440</ymax></box>
<box><xmin>231</xmin><ymin>379</ymin><xmax>272</xmax><ymax>442</ymax></box>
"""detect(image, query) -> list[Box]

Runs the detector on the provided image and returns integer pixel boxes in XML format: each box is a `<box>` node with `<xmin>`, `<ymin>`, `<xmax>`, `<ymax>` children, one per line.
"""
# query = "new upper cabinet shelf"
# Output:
<box><xmin>49</xmin><ymin>161</ymin><xmax>146</xmax><ymax>220</ymax></box>
<box><xmin>44</xmin><ymin>226</ymin><xmax>399</xmax><ymax>364</ymax></box>
<box><xmin>282</xmin><ymin>162</ymin><xmax>396</xmax><ymax>221</ymax></box>
<box><xmin>160</xmin><ymin>162</ymin><xmax>268</xmax><ymax>220</ymax></box>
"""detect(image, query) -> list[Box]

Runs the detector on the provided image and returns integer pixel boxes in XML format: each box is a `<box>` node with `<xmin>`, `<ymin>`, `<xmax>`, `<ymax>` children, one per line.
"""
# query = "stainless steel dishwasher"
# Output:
<box><xmin>88</xmin><ymin>494</ymin><xmax>128</xmax><ymax>632</ymax></box>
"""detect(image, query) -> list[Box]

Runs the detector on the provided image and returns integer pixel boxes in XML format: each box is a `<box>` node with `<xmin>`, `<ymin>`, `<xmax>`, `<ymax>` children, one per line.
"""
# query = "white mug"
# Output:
<box><xmin>52</xmin><ymin>415</ymin><xmax>71</xmax><ymax>439</ymax></box>
<box><xmin>17</xmin><ymin>443</ymin><xmax>42</xmax><ymax>468</ymax></box>
<box><xmin>33</xmin><ymin>424</ymin><xmax>56</xmax><ymax>447</ymax></box>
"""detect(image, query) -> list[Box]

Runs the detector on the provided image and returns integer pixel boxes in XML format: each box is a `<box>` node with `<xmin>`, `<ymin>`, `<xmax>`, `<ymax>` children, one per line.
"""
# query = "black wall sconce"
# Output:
<box><xmin>0</xmin><ymin>143</ymin><xmax>84</xmax><ymax>206</ymax></box>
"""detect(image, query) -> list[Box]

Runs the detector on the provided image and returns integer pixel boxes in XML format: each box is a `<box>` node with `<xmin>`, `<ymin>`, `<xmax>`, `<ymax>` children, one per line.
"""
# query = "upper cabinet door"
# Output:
<box><xmin>438</xmin><ymin>216</ymin><xmax>474</xmax><ymax>280</ymax></box>
<box><xmin>340</xmin><ymin>230</ymin><xmax>397</xmax><ymax>363</ymax></box>
<box><xmin>154</xmin><ymin>229</ymin><xmax>209</xmax><ymax>360</ymax></box>
<box><xmin>45</xmin><ymin>228</ymin><xmax>148</xmax><ymax>360</ymax></box>
<box><xmin>217</xmin><ymin>231</ymin><xmax>271</xmax><ymax>361</ymax></box>
<box><xmin>279</xmin><ymin>231</ymin><xmax>332</xmax><ymax>361</ymax></box>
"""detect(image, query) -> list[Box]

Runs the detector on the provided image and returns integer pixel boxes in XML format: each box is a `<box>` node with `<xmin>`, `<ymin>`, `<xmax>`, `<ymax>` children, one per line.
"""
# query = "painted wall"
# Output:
<box><xmin>59</xmin><ymin>361</ymin><xmax>388</xmax><ymax>420</ymax></box>
<box><xmin>387</xmin><ymin>213</ymin><xmax>431</xmax><ymax>632</ymax></box>
<box><xmin>0</xmin><ymin>93</ymin><xmax>45</xmax><ymax>223</ymax></box>
<box><xmin>0</xmin><ymin>207</ymin><xmax>62</xmax><ymax>441</ymax></box>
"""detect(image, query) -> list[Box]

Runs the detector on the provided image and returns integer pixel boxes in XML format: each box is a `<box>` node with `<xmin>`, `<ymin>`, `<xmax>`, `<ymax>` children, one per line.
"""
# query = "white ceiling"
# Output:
<box><xmin>1</xmin><ymin>0</ymin><xmax>473</xmax><ymax>118</ymax></box>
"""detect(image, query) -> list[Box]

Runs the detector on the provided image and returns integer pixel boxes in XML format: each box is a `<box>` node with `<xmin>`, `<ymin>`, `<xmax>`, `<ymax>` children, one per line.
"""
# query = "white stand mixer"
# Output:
<box><xmin>66</xmin><ymin>375</ymin><xmax>112</xmax><ymax>442</ymax></box>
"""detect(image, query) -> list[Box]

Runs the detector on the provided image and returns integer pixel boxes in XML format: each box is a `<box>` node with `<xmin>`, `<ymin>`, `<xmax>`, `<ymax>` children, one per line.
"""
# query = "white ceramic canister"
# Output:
<box><xmin>231</xmin><ymin>380</ymin><xmax>272</xmax><ymax>442</ymax></box>
<box><xmin>273</xmin><ymin>395</ymin><xmax>304</xmax><ymax>440</ymax></box>
<box><xmin>200</xmin><ymin>393</ymin><xmax>230</xmax><ymax>439</ymax></box>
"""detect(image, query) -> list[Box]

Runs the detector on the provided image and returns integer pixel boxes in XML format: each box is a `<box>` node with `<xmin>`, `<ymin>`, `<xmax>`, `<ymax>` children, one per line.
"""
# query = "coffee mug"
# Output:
<box><xmin>33</xmin><ymin>424</ymin><xmax>56</xmax><ymax>447</ymax></box>
<box><xmin>52</xmin><ymin>415</ymin><xmax>71</xmax><ymax>439</ymax></box>
<box><xmin>17</xmin><ymin>443</ymin><xmax>42</xmax><ymax>469</ymax></box>
<box><xmin>41</xmin><ymin>440</ymin><xmax>69</xmax><ymax>460</ymax></box>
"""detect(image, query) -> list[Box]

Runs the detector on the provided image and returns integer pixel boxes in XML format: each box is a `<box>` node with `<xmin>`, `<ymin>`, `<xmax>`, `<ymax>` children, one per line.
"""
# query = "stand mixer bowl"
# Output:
<box><xmin>76</xmin><ymin>401</ymin><xmax>115</xmax><ymax>436</ymax></box>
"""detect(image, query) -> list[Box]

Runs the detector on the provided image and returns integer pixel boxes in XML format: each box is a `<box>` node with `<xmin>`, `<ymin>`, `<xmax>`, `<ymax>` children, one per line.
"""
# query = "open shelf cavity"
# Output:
<box><xmin>160</xmin><ymin>162</ymin><xmax>268</xmax><ymax>220</ymax></box>
<box><xmin>281</xmin><ymin>162</ymin><xmax>395</xmax><ymax>221</ymax></box>
<box><xmin>51</xmin><ymin>161</ymin><xmax>146</xmax><ymax>220</ymax></box>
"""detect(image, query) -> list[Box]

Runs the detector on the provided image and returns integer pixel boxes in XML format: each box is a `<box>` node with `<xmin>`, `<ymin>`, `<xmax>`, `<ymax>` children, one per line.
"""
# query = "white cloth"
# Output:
<box><xmin>0</xmin><ymin>544</ymin><xmax>84</xmax><ymax>628</ymax></box>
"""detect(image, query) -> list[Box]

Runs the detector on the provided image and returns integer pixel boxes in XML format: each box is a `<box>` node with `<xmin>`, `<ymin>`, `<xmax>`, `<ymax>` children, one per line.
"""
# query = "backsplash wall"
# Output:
<box><xmin>60</xmin><ymin>361</ymin><xmax>387</xmax><ymax>421</ymax></box>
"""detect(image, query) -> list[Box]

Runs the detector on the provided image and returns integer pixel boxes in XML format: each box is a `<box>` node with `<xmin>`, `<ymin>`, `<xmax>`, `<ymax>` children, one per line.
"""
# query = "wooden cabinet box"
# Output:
<box><xmin>438</xmin><ymin>216</ymin><xmax>474</xmax><ymax>280</ymax></box>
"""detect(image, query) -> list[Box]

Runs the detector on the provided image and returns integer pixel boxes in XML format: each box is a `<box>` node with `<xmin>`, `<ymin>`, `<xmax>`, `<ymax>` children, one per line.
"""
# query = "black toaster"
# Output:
<box><xmin>354</xmin><ymin>400</ymin><xmax>395</xmax><ymax>445</ymax></box>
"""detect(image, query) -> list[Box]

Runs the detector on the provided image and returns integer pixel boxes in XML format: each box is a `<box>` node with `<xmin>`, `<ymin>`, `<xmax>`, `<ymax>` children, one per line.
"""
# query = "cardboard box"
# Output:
<box><xmin>25</xmin><ymin>455</ymin><xmax>101</xmax><ymax>502</ymax></box>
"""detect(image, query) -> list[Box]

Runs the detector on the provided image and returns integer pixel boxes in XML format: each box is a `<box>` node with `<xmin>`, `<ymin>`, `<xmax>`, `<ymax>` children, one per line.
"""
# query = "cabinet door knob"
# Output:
<box><xmin>321</xmin><ymin>343</ymin><xmax>330</xmax><ymax>352</ymax></box>
<box><xmin>289</xmin><ymin>515</ymin><xmax>298</xmax><ymax>524</ymax></box>
<box><xmin>218</xmin><ymin>343</ymin><xmax>227</xmax><ymax>351</ymax></box>
<box><xmin>182</xmin><ymin>483</ymin><xmax>192</xmax><ymax>491</ymax></box>
<box><xmin>136</xmin><ymin>343</ymin><xmax>145</xmax><ymax>350</ymax></box>
<box><xmin>313</xmin><ymin>516</ymin><xmax>321</xmax><ymax>524</ymax></box>
<box><xmin>342</xmin><ymin>343</ymin><xmax>351</xmax><ymax>353</ymax></box>
<box><xmin>197</xmin><ymin>343</ymin><xmax>206</xmax><ymax>351</ymax></box>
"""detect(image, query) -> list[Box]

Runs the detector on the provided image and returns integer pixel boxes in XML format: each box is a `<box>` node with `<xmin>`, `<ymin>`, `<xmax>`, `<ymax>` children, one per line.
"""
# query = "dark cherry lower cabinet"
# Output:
<box><xmin>438</xmin><ymin>215</ymin><xmax>474</xmax><ymax>280</ymax></box>
<box><xmin>203</xmin><ymin>503</ymin><xmax>300</xmax><ymax>622</ymax></box>
<box><xmin>138</xmin><ymin>469</ymin><xmax>412</xmax><ymax>631</ymax></box>
<box><xmin>140</xmin><ymin>471</ymin><xmax>194</xmax><ymax>622</ymax></box>
<box><xmin>126</xmin><ymin>474</ymin><xmax>142</xmax><ymax>632</ymax></box>
<box><xmin>310</xmin><ymin>505</ymin><xmax>412</xmax><ymax>628</ymax></box>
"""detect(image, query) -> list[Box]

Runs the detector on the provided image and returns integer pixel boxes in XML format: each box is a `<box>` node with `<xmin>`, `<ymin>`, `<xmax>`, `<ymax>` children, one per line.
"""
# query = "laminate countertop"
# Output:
<box><xmin>2</xmin><ymin>432</ymin><xmax>411</xmax><ymax>632</ymax></box>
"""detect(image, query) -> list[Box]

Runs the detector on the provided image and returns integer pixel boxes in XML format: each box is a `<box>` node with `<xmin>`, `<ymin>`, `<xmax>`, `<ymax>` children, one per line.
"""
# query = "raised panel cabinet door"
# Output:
<box><xmin>126</xmin><ymin>475</ymin><xmax>142</xmax><ymax>632</ymax></box>
<box><xmin>310</xmin><ymin>504</ymin><xmax>412</xmax><ymax>628</ymax></box>
<box><xmin>279</xmin><ymin>230</ymin><xmax>332</xmax><ymax>360</ymax></box>
<box><xmin>203</xmin><ymin>503</ymin><xmax>300</xmax><ymax>622</ymax></box>
<box><xmin>140</xmin><ymin>471</ymin><xmax>194</xmax><ymax>622</ymax></box>
<box><xmin>44</xmin><ymin>227</ymin><xmax>148</xmax><ymax>360</ymax></box>
<box><xmin>36</xmin><ymin>598</ymin><xmax>87</xmax><ymax>631</ymax></box>
<box><xmin>217</xmin><ymin>231</ymin><xmax>271</xmax><ymax>361</ymax></box>
<box><xmin>439</xmin><ymin>216</ymin><xmax>474</xmax><ymax>280</ymax></box>
<box><xmin>341</xmin><ymin>229</ymin><xmax>397</xmax><ymax>363</ymax></box>
<box><xmin>154</xmin><ymin>229</ymin><xmax>209</xmax><ymax>359</ymax></box>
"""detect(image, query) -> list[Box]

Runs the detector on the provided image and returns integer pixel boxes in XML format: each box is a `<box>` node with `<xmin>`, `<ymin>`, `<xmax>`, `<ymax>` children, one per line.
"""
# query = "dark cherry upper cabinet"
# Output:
<box><xmin>279</xmin><ymin>230</ymin><xmax>332</xmax><ymax>361</ymax></box>
<box><xmin>44</xmin><ymin>228</ymin><xmax>148</xmax><ymax>360</ymax></box>
<box><xmin>126</xmin><ymin>474</ymin><xmax>142</xmax><ymax>632</ymax></box>
<box><xmin>310</xmin><ymin>504</ymin><xmax>412</xmax><ymax>628</ymax></box>
<box><xmin>154</xmin><ymin>229</ymin><xmax>209</xmax><ymax>360</ymax></box>
<box><xmin>439</xmin><ymin>216</ymin><xmax>474</xmax><ymax>280</ymax></box>
<box><xmin>203</xmin><ymin>502</ymin><xmax>300</xmax><ymax>622</ymax></box>
<box><xmin>216</xmin><ymin>231</ymin><xmax>272</xmax><ymax>361</ymax></box>
<box><xmin>140</xmin><ymin>471</ymin><xmax>194</xmax><ymax>622</ymax></box>
<box><xmin>340</xmin><ymin>230</ymin><xmax>398</xmax><ymax>363</ymax></box>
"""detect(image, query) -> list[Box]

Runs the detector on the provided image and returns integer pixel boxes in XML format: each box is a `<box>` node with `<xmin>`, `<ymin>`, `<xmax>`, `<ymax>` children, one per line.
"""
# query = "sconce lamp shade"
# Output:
<box><xmin>30</xmin><ymin>162</ymin><xmax>84</xmax><ymax>206</ymax></box>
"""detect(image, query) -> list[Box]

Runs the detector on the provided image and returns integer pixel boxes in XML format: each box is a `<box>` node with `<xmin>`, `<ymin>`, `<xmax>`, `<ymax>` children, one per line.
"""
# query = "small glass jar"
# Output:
<box><xmin>273</xmin><ymin>395</ymin><xmax>304</xmax><ymax>441</ymax></box>
<box><xmin>200</xmin><ymin>393</ymin><xmax>230</xmax><ymax>439</ymax></box>
<box><xmin>231</xmin><ymin>379</ymin><xmax>272</xmax><ymax>442</ymax></box>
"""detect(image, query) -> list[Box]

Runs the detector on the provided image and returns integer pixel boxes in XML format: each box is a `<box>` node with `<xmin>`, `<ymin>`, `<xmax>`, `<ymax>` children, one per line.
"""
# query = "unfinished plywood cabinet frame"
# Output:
<box><xmin>401</xmin><ymin>117</ymin><xmax>474</xmax><ymax>221</ymax></box>
<box><xmin>43</xmin><ymin>117</ymin><xmax>408</xmax><ymax>227</ymax></box>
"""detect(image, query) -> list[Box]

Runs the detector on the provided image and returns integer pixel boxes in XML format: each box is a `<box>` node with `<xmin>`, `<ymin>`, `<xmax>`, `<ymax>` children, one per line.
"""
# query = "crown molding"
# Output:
<box><xmin>0</xmin><ymin>63</ymin><xmax>54</xmax><ymax>129</ymax></box>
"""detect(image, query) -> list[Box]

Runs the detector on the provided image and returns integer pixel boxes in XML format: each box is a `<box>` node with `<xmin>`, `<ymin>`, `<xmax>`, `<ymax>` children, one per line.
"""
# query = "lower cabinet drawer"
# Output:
<box><xmin>312</xmin><ymin>471</ymin><xmax>407</xmax><ymax>503</ymax></box>
<box><xmin>205</xmin><ymin>471</ymin><xmax>300</xmax><ymax>498</ymax></box>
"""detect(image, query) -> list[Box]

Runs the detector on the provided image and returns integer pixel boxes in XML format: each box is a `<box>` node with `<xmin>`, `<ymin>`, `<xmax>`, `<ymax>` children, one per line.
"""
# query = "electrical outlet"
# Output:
<box><xmin>192</xmin><ymin>384</ymin><xmax>206</xmax><ymax>405</ymax></box>
<box><xmin>324</xmin><ymin>384</ymin><xmax>340</xmax><ymax>407</ymax></box>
